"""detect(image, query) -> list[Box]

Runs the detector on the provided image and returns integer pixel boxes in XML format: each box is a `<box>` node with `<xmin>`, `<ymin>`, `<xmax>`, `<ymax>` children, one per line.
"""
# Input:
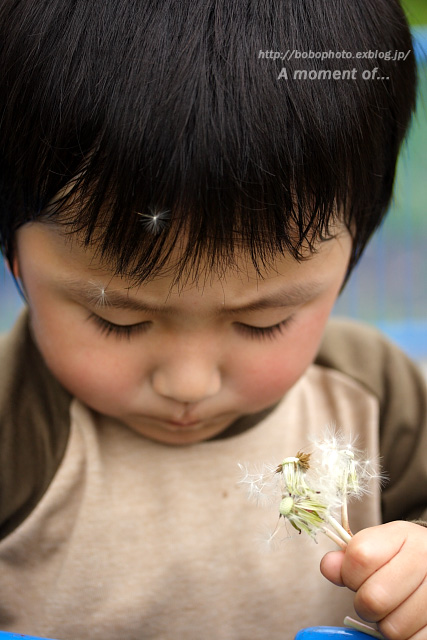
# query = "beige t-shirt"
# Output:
<box><xmin>0</xmin><ymin>312</ymin><xmax>426</xmax><ymax>640</ymax></box>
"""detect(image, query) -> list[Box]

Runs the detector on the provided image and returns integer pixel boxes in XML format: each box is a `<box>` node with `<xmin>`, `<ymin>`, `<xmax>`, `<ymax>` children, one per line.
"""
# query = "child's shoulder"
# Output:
<box><xmin>317</xmin><ymin>318</ymin><xmax>427</xmax><ymax>522</ymax></box>
<box><xmin>0</xmin><ymin>309</ymin><xmax>72</xmax><ymax>404</ymax></box>
<box><xmin>0</xmin><ymin>310</ymin><xmax>71</xmax><ymax>541</ymax></box>
<box><xmin>317</xmin><ymin>317</ymin><xmax>426</xmax><ymax>406</ymax></box>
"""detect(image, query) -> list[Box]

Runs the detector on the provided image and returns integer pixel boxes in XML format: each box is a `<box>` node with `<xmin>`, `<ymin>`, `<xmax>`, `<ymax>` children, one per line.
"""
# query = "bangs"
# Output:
<box><xmin>0</xmin><ymin>0</ymin><xmax>417</xmax><ymax>282</ymax></box>
<box><xmin>46</xmin><ymin>145</ymin><xmax>345</xmax><ymax>285</ymax></box>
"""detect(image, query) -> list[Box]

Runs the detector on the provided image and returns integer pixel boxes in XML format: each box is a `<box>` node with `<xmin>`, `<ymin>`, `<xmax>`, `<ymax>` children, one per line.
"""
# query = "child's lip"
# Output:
<box><xmin>148</xmin><ymin>412</ymin><xmax>231</xmax><ymax>429</ymax></box>
<box><xmin>139</xmin><ymin>412</ymin><xmax>203</xmax><ymax>427</ymax></box>
<box><xmin>166</xmin><ymin>419</ymin><xmax>201</xmax><ymax>427</ymax></box>
<box><xmin>144</xmin><ymin>414</ymin><xmax>203</xmax><ymax>427</ymax></box>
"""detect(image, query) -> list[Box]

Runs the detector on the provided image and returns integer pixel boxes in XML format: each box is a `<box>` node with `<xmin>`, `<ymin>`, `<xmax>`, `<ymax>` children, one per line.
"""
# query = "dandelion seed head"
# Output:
<box><xmin>280</xmin><ymin>493</ymin><xmax>330</xmax><ymax>540</ymax></box>
<box><xmin>279</xmin><ymin>496</ymin><xmax>294</xmax><ymax>517</ymax></box>
<box><xmin>296</xmin><ymin>451</ymin><xmax>311</xmax><ymax>471</ymax></box>
<box><xmin>239</xmin><ymin>426</ymin><xmax>384</xmax><ymax>549</ymax></box>
<box><xmin>312</xmin><ymin>428</ymin><xmax>380</xmax><ymax>501</ymax></box>
<box><xmin>276</xmin><ymin>451</ymin><xmax>311</xmax><ymax>496</ymax></box>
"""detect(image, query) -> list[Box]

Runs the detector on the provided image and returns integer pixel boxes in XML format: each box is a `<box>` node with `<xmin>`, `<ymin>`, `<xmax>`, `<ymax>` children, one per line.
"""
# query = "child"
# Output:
<box><xmin>0</xmin><ymin>1</ymin><xmax>426</xmax><ymax>639</ymax></box>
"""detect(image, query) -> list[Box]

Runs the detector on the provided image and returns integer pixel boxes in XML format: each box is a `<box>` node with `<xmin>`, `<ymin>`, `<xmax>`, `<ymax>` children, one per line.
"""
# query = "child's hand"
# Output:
<box><xmin>320</xmin><ymin>521</ymin><xmax>427</xmax><ymax>640</ymax></box>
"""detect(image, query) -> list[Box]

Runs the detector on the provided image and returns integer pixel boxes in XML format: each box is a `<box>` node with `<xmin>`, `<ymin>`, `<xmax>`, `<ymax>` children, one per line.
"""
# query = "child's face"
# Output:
<box><xmin>14</xmin><ymin>222</ymin><xmax>352</xmax><ymax>445</ymax></box>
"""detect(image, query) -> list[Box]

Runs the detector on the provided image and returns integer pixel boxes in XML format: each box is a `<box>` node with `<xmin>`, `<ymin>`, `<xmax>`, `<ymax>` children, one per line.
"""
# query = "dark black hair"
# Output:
<box><xmin>0</xmin><ymin>0</ymin><xmax>417</xmax><ymax>284</ymax></box>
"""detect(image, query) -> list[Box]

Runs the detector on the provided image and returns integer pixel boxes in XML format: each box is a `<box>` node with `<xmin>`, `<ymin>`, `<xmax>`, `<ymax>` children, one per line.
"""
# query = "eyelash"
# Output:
<box><xmin>236</xmin><ymin>317</ymin><xmax>294</xmax><ymax>341</ymax></box>
<box><xmin>88</xmin><ymin>313</ymin><xmax>294</xmax><ymax>341</ymax></box>
<box><xmin>87</xmin><ymin>313</ymin><xmax>151</xmax><ymax>340</ymax></box>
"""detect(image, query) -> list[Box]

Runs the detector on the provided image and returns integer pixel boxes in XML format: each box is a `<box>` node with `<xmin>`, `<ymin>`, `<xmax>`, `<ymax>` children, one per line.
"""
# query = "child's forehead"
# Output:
<box><xmin>18</xmin><ymin>221</ymin><xmax>352</xmax><ymax>309</ymax></box>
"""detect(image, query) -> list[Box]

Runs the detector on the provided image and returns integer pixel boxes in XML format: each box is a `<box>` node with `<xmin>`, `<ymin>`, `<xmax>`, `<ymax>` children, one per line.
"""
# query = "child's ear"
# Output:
<box><xmin>10</xmin><ymin>254</ymin><xmax>20</xmax><ymax>279</ymax></box>
<box><xmin>7</xmin><ymin>249</ymin><xmax>28</xmax><ymax>302</ymax></box>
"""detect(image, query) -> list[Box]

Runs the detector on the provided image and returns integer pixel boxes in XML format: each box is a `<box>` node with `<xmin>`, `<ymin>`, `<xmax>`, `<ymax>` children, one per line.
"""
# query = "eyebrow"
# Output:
<box><xmin>61</xmin><ymin>279</ymin><xmax>322</xmax><ymax>315</ymax></box>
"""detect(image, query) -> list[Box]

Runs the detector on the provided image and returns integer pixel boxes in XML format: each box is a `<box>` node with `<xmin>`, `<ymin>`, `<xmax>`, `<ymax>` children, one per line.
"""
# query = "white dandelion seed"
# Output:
<box><xmin>137</xmin><ymin>207</ymin><xmax>171</xmax><ymax>235</ymax></box>
<box><xmin>86</xmin><ymin>281</ymin><xmax>112</xmax><ymax>308</ymax></box>
<box><xmin>255</xmin><ymin>521</ymin><xmax>290</xmax><ymax>553</ymax></box>
<box><xmin>237</xmin><ymin>462</ymin><xmax>279</xmax><ymax>506</ymax></box>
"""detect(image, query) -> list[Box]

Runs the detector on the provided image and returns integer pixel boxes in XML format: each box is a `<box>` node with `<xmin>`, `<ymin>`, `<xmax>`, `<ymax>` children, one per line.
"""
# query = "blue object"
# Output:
<box><xmin>0</xmin><ymin>634</ymin><xmax>55</xmax><ymax>640</ymax></box>
<box><xmin>295</xmin><ymin>628</ymin><xmax>375</xmax><ymax>640</ymax></box>
<box><xmin>413</xmin><ymin>26</ymin><xmax>427</xmax><ymax>62</ymax></box>
<box><xmin>0</xmin><ymin>631</ymin><xmax>375</xmax><ymax>640</ymax></box>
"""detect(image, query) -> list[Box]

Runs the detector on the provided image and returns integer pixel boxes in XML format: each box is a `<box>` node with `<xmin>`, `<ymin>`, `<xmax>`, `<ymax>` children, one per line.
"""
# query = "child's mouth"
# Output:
<box><xmin>167</xmin><ymin>419</ymin><xmax>201</xmax><ymax>428</ymax></box>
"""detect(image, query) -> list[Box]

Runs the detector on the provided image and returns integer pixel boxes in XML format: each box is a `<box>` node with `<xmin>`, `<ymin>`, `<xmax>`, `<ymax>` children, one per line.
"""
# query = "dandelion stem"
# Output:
<box><xmin>321</xmin><ymin>527</ymin><xmax>348</xmax><ymax>550</ymax></box>
<box><xmin>340</xmin><ymin>476</ymin><xmax>353</xmax><ymax>537</ymax></box>
<box><xmin>341</xmin><ymin>497</ymin><xmax>353</xmax><ymax>537</ymax></box>
<box><xmin>344</xmin><ymin>617</ymin><xmax>386</xmax><ymax>639</ymax></box>
<box><xmin>325</xmin><ymin>514</ymin><xmax>352</xmax><ymax>544</ymax></box>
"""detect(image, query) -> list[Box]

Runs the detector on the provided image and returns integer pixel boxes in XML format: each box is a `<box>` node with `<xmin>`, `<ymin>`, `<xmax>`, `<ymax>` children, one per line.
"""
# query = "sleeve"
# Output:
<box><xmin>0</xmin><ymin>310</ymin><xmax>71</xmax><ymax>540</ymax></box>
<box><xmin>316</xmin><ymin>319</ymin><xmax>427</xmax><ymax>524</ymax></box>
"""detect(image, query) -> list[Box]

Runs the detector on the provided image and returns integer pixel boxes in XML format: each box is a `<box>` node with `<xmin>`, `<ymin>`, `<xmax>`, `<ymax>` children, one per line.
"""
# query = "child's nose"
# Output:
<box><xmin>151</xmin><ymin>358</ymin><xmax>221</xmax><ymax>404</ymax></box>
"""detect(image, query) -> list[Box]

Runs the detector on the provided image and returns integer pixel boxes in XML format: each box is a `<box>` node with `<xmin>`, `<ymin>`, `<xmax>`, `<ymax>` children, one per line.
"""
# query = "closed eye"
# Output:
<box><xmin>87</xmin><ymin>313</ymin><xmax>151</xmax><ymax>340</ymax></box>
<box><xmin>87</xmin><ymin>312</ymin><xmax>295</xmax><ymax>341</ymax></box>
<box><xmin>235</xmin><ymin>316</ymin><xmax>295</xmax><ymax>341</ymax></box>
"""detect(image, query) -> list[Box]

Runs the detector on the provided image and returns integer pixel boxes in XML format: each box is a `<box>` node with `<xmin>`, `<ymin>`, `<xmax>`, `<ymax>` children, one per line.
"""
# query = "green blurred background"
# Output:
<box><xmin>1</xmin><ymin>3</ymin><xmax>426</xmax><ymax>364</ymax></box>
<box><xmin>403</xmin><ymin>0</ymin><xmax>427</xmax><ymax>25</ymax></box>
<box><xmin>333</xmin><ymin>16</ymin><xmax>427</xmax><ymax>361</ymax></box>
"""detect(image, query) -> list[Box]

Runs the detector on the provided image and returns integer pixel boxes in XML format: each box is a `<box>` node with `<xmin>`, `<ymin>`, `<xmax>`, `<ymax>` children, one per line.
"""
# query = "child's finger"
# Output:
<box><xmin>320</xmin><ymin>550</ymin><xmax>346</xmax><ymax>586</ymax></box>
<box><xmin>376</xmin><ymin>581</ymin><xmax>427</xmax><ymax>640</ymax></box>
<box><xmin>353</xmin><ymin>531</ymin><xmax>427</xmax><ymax>622</ymax></box>
<box><xmin>340</xmin><ymin>523</ymin><xmax>413</xmax><ymax>593</ymax></box>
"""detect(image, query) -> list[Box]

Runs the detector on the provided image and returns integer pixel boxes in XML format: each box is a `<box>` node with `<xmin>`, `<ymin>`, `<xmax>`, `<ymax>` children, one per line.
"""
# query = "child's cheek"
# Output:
<box><xmin>45</xmin><ymin>354</ymin><xmax>141</xmax><ymax>419</ymax></box>
<box><xmin>233</xmin><ymin>315</ymin><xmax>328</xmax><ymax>409</ymax></box>
<box><xmin>241</xmin><ymin>369</ymin><xmax>291</xmax><ymax>408</ymax></box>
<box><xmin>61</xmin><ymin>348</ymin><xmax>136</xmax><ymax>400</ymax></box>
<box><xmin>235</xmin><ymin>353</ymin><xmax>306</xmax><ymax>409</ymax></box>
<box><xmin>31</xmin><ymin>316</ymin><xmax>137</xmax><ymax>409</ymax></box>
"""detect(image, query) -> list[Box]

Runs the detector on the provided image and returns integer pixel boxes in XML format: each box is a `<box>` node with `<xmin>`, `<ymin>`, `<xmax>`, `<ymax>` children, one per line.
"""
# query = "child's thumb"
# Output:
<box><xmin>320</xmin><ymin>550</ymin><xmax>346</xmax><ymax>587</ymax></box>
